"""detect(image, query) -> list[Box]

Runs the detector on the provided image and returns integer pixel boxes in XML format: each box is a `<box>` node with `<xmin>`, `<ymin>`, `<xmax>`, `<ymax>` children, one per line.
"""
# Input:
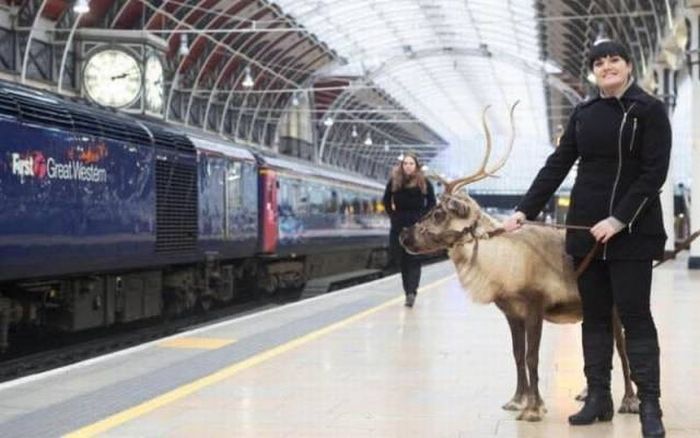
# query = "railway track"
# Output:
<box><xmin>0</xmin><ymin>266</ymin><xmax>407</xmax><ymax>383</ymax></box>
<box><xmin>0</xmin><ymin>296</ymin><xmax>283</xmax><ymax>383</ymax></box>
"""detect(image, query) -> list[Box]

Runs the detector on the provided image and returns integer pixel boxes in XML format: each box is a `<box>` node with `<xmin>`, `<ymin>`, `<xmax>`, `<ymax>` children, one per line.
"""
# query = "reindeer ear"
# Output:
<box><xmin>448</xmin><ymin>199</ymin><xmax>470</xmax><ymax>217</ymax></box>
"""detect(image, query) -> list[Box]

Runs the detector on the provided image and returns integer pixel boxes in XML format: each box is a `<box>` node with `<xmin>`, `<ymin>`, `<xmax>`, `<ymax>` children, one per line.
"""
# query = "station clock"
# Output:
<box><xmin>82</xmin><ymin>48</ymin><xmax>142</xmax><ymax>108</ymax></box>
<box><xmin>144</xmin><ymin>54</ymin><xmax>164</xmax><ymax>113</ymax></box>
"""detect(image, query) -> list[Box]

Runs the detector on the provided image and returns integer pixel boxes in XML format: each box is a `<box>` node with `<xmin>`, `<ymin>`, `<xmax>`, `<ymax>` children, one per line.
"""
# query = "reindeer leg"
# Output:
<box><xmin>575</xmin><ymin>386</ymin><xmax>589</xmax><ymax>402</ymax></box>
<box><xmin>517</xmin><ymin>308</ymin><xmax>546</xmax><ymax>422</ymax></box>
<box><xmin>501</xmin><ymin>313</ymin><xmax>528</xmax><ymax>411</ymax></box>
<box><xmin>613</xmin><ymin>307</ymin><xmax>640</xmax><ymax>414</ymax></box>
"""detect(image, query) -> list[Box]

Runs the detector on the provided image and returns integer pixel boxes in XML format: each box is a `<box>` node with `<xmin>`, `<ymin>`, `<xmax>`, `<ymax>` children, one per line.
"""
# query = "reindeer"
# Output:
<box><xmin>399</xmin><ymin>103</ymin><xmax>639</xmax><ymax>422</ymax></box>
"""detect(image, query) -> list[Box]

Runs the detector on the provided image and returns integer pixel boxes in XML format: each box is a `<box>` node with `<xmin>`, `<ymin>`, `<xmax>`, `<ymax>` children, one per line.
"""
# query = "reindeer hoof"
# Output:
<box><xmin>575</xmin><ymin>387</ymin><xmax>588</xmax><ymax>402</ymax></box>
<box><xmin>502</xmin><ymin>399</ymin><xmax>527</xmax><ymax>411</ymax></box>
<box><xmin>516</xmin><ymin>407</ymin><xmax>545</xmax><ymax>422</ymax></box>
<box><xmin>618</xmin><ymin>394</ymin><xmax>640</xmax><ymax>414</ymax></box>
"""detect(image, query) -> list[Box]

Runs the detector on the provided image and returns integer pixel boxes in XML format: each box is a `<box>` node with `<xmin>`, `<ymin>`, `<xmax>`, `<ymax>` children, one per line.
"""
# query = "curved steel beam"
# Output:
<box><xmin>20</xmin><ymin>0</ymin><xmax>49</xmax><ymax>83</ymax></box>
<box><xmin>57</xmin><ymin>10</ymin><xmax>84</xmax><ymax>93</ymax></box>
<box><xmin>362</xmin><ymin>47</ymin><xmax>584</xmax><ymax>105</ymax></box>
<box><xmin>252</xmin><ymin>45</ymin><xmax>329</xmax><ymax>142</ymax></box>
<box><xmin>184</xmin><ymin>8</ymin><xmax>263</xmax><ymax>127</ymax></box>
<box><xmin>207</xmin><ymin>20</ymin><xmax>300</xmax><ymax>136</ymax></box>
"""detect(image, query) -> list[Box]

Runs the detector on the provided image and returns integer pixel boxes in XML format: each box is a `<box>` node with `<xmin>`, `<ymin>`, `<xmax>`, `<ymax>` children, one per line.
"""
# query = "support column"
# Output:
<box><xmin>686</xmin><ymin>5</ymin><xmax>700</xmax><ymax>268</ymax></box>
<box><xmin>656</xmin><ymin>66</ymin><xmax>676</xmax><ymax>258</ymax></box>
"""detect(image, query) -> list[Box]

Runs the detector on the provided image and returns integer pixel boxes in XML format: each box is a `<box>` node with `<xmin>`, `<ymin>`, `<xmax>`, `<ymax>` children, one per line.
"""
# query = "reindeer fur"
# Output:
<box><xmin>400</xmin><ymin>191</ymin><xmax>639</xmax><ymax>422</ymax></box>
<box><xmin>399</xmin><ymin>104</ymin><xmax>639</xmax><ymax>421</ymax></box>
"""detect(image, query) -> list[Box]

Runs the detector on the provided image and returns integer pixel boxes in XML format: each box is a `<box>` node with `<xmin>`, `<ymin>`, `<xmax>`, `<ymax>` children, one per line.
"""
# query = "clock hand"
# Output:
<box><xmin>110</xmin><ymin>70</ymin><xmax>139</xmax><ymax>80</ymax></box>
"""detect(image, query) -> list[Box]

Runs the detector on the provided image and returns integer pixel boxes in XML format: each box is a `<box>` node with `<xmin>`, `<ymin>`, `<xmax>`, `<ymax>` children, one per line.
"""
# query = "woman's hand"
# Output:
<box><xmin>590</xmin><ymin>217</ymin><xmax>625</xmax><ymax>243</ymax></box>
<box><xmin>503</xmin><ymin>211</ymin><xmax>526</xmax><ymax>232</ymax></box>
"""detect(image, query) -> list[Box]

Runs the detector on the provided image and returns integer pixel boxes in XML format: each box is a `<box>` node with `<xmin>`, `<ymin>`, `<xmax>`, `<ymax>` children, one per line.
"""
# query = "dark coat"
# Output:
<box><xmin>517</xmin><ymin>82</ymin><xmax>671</xmax><ymax>260</ymax></box>
<box><xmin>382</xmin><ymin>178</ymin><xmax>436</xmax><ymax>231</ymax></box>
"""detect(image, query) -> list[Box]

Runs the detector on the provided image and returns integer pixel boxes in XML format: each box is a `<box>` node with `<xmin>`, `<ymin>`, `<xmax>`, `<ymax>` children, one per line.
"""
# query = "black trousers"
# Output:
<box><xmin>575</xmin><ymin>257</ymin><xmax>662</xmax><ymax>399</ymax></box>
<box><xmin>390</xmin><ymin>228</ymin><xmax>421</xmax><ymax>295</ymax></box>
<box><xmin>575</xmin><ymin>258</ymin><xmax>658</xmax><ymax>341</ymax></box>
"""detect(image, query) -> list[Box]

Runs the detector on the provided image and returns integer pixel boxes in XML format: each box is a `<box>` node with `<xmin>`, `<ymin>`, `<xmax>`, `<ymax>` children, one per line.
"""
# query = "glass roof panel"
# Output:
<box><xmin>277</xmin><ymin>0</ymin><xmax>553</xmax><ymax>190</ymax></box>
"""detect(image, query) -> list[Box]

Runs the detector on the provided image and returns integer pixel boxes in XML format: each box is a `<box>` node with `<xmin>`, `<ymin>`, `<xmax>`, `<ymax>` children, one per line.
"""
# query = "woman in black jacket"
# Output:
<box><xmin>383</xmin><ymin>152</ymin><xmax>436</xmax><ymax>307</ymax></box>
<box><xmin>504</xmin><ymin>40</ymin><xmax>670</xmax><ymax>438</ymax></box>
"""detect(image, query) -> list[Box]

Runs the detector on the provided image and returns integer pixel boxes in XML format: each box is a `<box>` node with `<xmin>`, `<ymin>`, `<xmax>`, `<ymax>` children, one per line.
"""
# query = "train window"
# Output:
<box><xmin>352</xmin><ymin>196</ymin><xmax>361</xmax><ymax>215</ymax></box>
<box><xmin>226</xmin><ymin>162</ymin><xmax>242</xmax><ymax>210</ymax></box>
<box><xmin>241</xmin><ymin>162</ymin><xmax>257</xmax><ymax>209</ymax></box>
<box><xmin>308</xmin><ymin>182</ymin><xmax>324</xmax><ymax>214</ymax></box>
<box><xmin>294</xmin><ymin>179</ymin><xmax>309</xmax><ymax>216</ymax></box>
<box><xmin>277</xmin><ymin>177</ymin><xmax>294</xmax><ymax>215</ymax></box>
<box><xmin>327</xmin><ymin>189</ymin><xmax>339</xmax><ymax>213</ymax></box>
<box><xmin>362</xmin><ymin>199</ymin><xmax>371</xmax><ymax>214</ymax></box>
<box><xmin>340</xmin><ymin>189</ymin><xmax>353</xmax><ymax>215</ymax></box>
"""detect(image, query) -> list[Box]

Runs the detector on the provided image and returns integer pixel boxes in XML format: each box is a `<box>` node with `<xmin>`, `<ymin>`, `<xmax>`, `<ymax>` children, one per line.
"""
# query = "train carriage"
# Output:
<box><xmin>255</xmin><ymin>153</ymin><xmax>390</xmax><ymax>290</ymax></box>
<box><xmin>0</xmin><ymin>79</ymin><xmax>391</xmax><ymax>351</ymax></box>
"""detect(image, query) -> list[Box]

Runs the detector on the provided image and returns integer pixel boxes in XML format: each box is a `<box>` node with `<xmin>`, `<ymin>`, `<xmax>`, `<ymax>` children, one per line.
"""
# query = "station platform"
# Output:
<box><xmin>0</xmin><ymin>258</ymin><xmax>698</xmax><ymax>437</ymax></box>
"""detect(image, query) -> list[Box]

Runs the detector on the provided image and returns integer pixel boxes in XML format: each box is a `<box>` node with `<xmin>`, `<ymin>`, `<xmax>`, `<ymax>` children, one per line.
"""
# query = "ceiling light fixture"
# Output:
<box><xmin>242</xmin><ymin>66</ymin><xmax>254</xmax><ymax>88</ymax></box>
<box><xmin>594</xmin><ymin>22</ymin><xmax>608</xmax><ymax>44</ymax></box>
<box><xmin>364</xmin><ymin>132</ymin><xmax>373</xmax><ymax>146</ymax></box>
<box><xmin>323</xmin><ymin>116</ymin><xmax>334</xmax><ymax>127</ymax></box>
<box><xmin>351</xmin><ymin>125</ymin><xmax>358</xmax><ymax>138</ymax></box>
<box><xmin>73</xmin><ymin>0</ymin><xmax>90</xmax><ymax>14</ymax></box>
<box><xmin>586</xmin><ymin>71</ymin><xmax>597</xmax><ymax>85</ymax></box>
<box><xmin>178</xmin><ymin>34</ymin><xmax>189</xmax><ymax>57</ymax></box>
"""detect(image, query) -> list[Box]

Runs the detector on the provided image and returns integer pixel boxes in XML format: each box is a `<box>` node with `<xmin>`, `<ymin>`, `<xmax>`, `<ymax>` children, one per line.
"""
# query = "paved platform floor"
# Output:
<box><xmin>0</xmin><ymin>256</ymin><xmax>698</xmax><ymax>437</ymax></box>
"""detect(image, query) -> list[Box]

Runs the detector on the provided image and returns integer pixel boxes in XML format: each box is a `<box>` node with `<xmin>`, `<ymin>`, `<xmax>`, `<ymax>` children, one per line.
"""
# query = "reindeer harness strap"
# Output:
<box><xmin>460</xmin><ymin>220</ymin><xmax>599</xmax><ymax>278</ymax></box>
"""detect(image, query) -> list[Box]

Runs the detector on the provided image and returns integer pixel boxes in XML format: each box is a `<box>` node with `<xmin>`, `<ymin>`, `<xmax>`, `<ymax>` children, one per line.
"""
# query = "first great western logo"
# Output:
<box><xmin>10</xmin><ymin>151</ymin><xmax>107</xmax><ymax>183</ymax></box>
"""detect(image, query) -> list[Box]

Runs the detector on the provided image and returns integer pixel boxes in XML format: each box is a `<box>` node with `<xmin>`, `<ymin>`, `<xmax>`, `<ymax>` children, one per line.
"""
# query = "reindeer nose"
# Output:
<box><xmin>399</xmin><ymin>228</ymin><xmax>414</xmax><ymax>246</ymax></box>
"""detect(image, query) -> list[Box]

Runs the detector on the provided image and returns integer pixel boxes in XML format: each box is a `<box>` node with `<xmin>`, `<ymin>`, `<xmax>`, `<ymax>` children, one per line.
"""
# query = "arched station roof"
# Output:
<box><xmin>1</xmin><ymin>0</ymin><xmax>681</xmax><ymax>181</ymax></box>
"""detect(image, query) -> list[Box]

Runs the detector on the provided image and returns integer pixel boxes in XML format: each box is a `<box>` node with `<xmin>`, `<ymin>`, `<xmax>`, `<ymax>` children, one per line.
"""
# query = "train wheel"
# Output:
<box><xmin>258</xmin><ymin>274</ymin><xmax>278</xmax><ymax>296</ymax></box>
<box><xmin>197</xmin><ymin>296</ymin><xmax>213</xmax><ymax>312</ymax></box>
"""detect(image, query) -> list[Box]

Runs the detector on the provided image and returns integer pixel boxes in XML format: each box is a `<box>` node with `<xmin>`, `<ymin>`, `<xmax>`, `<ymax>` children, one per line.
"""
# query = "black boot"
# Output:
<box><xmin>568</xmin><ymin>391</ymin><xmax>614</xmax><ymax>425</ymax></box>
<box><xmin>627</xmin><ymin>338</ymin><xmax>665</xmax><ymax>438</ymax></box>
<box><xmin>569</xmin><ymin>328</ymin><xmax>614</xmax><ymax>426</ymax></box>
<box><xmin>640</xmin><ymin>400</ymin><xmax>665</xmax><ymax>437</ymax></box>
<box><xmin>404</xmin><ymin>292</ymin><xmax>416</xmax><ymax>307</ymax></box>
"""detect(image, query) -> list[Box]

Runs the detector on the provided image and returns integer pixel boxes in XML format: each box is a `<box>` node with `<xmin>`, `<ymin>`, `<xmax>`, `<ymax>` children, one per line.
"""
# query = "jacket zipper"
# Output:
<box><xmin>629</xmin><ymin>118</ymin><xmax>638</xmax><ymax>152</ymax></box>
<box><xmin>627</xmin><ymin>196</ymin><xmax>649</xmax><ymax>233</ymax></box>
<box><xmin>604</xmin><ymin>100</ymin><xmax>637</xmax><ymax>259</ymax></box>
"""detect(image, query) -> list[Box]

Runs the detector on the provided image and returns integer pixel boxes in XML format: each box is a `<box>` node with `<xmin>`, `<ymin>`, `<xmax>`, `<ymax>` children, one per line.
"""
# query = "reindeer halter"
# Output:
<box><xmin>423</xmin><ymin>102</ymin><xmax>518</xmax><ymax>254</ymax></box>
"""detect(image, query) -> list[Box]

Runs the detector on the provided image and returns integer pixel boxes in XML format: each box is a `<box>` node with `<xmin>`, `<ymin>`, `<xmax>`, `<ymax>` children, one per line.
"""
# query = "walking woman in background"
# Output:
<box><xmin>382</xmin><ymin>152</ymin><xmax>436</xmax><ymax>307</ymax></box>
<box><xmin>503</xmin><ymin>40</ymin><xmax>670</xmax><ymax>438</ymax></box>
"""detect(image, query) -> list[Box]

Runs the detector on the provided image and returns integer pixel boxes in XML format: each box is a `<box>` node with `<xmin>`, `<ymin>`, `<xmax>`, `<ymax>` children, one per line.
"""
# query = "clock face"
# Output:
<box><xmin>83</xmin><ymin>49</ymin><xmax>142</xmax><ymax>108</ymax></box>
<box><xmin>145</xmin><ymin>55</ymin><xmax>164</xmax><ymax>113</ymax></box>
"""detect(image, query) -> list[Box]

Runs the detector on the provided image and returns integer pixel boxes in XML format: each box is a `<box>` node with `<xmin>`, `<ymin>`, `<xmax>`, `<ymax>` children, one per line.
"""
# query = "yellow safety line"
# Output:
<box><xmin>157</xmin><ymin>337</ymin><xmax>236</xmax><ymax>350</ymax></box>
<box><xmin>63</xmin><ymin>275</ymin><xmax>455</xmax><ymax>438</ymax></box>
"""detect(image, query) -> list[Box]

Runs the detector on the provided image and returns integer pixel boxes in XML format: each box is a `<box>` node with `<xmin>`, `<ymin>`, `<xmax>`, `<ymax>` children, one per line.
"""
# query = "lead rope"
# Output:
<box><xmin>653</xmin><ymin>229</ymin><xmax>700</xmax><ymax>268</ymax></box>
<box><xmin>519</xmin><ymin>221</ymin><xmax>700</xmax><ymax>275</ymax></box>
<box><xmin>522</xmin><ymin>220</ymin><xmax>598</xmax><ymax>278</ymax></box>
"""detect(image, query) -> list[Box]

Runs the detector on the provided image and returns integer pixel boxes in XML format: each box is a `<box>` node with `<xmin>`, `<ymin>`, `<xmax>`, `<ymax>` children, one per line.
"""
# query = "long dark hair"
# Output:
<box><xmin>391</xmin><ymin>152</ymin><xmax>427</xmax><ymax>194</ymax></box>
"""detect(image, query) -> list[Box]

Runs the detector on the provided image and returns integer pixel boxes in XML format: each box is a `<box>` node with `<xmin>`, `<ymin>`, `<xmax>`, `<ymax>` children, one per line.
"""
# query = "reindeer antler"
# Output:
<box><xmin>426</xmin><ymin>171</ymin><xmax>449</xmax><ymax>187</ymax></box>
<box><xmin>446</xmin><ymin>101</ymin><xmax>520</xmax><ymax>194</ymax></box>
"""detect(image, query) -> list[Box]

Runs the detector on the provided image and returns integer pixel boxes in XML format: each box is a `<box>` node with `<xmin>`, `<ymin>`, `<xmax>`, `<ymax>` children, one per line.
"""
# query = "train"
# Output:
<box><xmin>0</xmin><ymin>80</ymin><xmax>390</xmax><ymax>350</ymax></box>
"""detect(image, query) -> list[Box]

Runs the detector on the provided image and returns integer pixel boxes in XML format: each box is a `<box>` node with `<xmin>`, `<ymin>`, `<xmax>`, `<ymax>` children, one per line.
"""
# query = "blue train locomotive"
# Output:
<box><xmin>0</xmin><ymin>80</ymin><xmax>389</xmax><ymax>350</ymax></box>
